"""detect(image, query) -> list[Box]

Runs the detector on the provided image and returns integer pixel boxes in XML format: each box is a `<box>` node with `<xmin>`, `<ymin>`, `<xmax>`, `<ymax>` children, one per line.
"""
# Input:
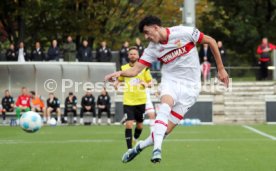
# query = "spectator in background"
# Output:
<box><xmin>218</xmin><ymin>41</ymin><xmax>227</xmax><ymax>66</ymax></box>
<box><xmin>15</xmin><ymin>87</ymin><xmax>31</xmax><ymax>122</ymax></box>
<box><xmin>80</xmin><ymin>88</ymin><xmax>96</xmax><ymax>125</ymax></box>
<box><xmin>201</xmin><ymin>56</ymin><xmax>211</xmax><ymax>83</ymax></box>
<box><xmin>6</xmin><ymin>43</ymin><xmax>17</xmax><ymax>61</ymax></box>
<box><xmin>63</xmin><ymin>36</ymin><xmax>76</xmax><ymax>62</ymax></box>
<box><xmin>16</xmin><ymin>42</ymin><xmax>29</xmax><ymax>62</ymax></box>
<box><xmin>1</xmin><ymin>90</ymin><xmax>15</xmax><ymax>124</ymax></box>
<box><xmin>97</xmin><ymin>88</ymin><xmax>111</xmax><ymax>125</ymax></box>
<box><xmin>64</xmin><ymin>92</ymin><xmax>78</xmax><ymax>124</ymax></box>
<box><xmin>119</xmin><ymin>41</ymin><xmax>129</xmax><ymax>65</ymax></box>
<box><xmin>96</xmin><ymin>41</ymin><xmax>112</xmax><ymax>62</ymax></box>
<box><xmin>47</xmin><ymin>39</ymin><xmax>60</xmax><ymax>61</ymax></box>
<box><xmin>30</xmin><ymin>91</ymin><xmax>45</xmax><ymax>115</ymax></box>
<box><xmin>199</xmin><ymin>44</ymin><xmax>213</xmax><ymax>64</ymax></box>
<box><xmin>31</xmin><ymin>41</ymin><xmax>45</xmax><ymax>61</ymax></box>
<box><xmin>46</xmin><ymin>93</ymin><xmax>61</xmax><ymax>124</ymax></box>
<box><xmin>77</xmin><ymin>40</ymin><xmax>92</xmax><ymax>62</ymax></box>
<box><xmin>256</xmin><ymin>37</ymin><xmax>276</xmax><ymax>80</ymax></box>
<box><xmin>135</xmin><ymin>38</ymin><xmax>144</xmax><ymax>57</ymax></box>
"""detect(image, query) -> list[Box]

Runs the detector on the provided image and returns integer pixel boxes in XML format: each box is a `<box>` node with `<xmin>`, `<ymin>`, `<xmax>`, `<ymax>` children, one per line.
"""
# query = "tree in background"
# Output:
<box><xmin>0</xmin><ymin>0</ymin><xmax>183</xmax><ymax>50</ymax></box>
<box><xmin>197</xmin><ymin>0</ymin><xmax>276</xmax><ymax>66</ymax></box>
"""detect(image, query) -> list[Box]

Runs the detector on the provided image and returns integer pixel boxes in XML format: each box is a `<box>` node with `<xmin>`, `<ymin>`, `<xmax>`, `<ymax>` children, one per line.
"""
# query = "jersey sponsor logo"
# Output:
<box><xmin>158</xmin><ymin>42</ymin><xmax>195</xmax><ymax>64</ymax></box>
<box><xmin>174</xmin><ymin>39</ymin><xmax>182</xmax><ymax>48</ymax></box>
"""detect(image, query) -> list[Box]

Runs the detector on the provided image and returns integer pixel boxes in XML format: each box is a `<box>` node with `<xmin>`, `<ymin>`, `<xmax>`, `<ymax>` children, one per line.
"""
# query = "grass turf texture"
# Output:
<box><xmin>0</xmin><ymin>125</ymin><xmax>276</xmax><ymax>171</ymax></box>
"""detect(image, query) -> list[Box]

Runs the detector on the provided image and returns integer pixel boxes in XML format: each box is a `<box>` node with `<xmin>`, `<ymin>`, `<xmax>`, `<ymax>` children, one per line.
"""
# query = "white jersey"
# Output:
<box><xmin>139</xmin><ymin>26</ymin><xmax>203</xmax><ymax>86</ymax></box>
<box><xmin>139</xmin><ymin>26</ymin><xmax>204</xmax><ymax>123</ymax></box>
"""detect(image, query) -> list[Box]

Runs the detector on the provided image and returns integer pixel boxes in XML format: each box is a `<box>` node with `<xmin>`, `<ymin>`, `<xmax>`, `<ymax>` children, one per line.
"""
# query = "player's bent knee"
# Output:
<box><xmin>125</xmin><ymin>120</ymin><xmax>134</xmax><ymax>128</ymax></box>
<box><xmin>136</xmin><ymin>122</ymin><xmax>143</xmax><ymax>129</ymax></box>
<box><xmin>160</xmin><ymin>95</ymin><xmax>174</xmax><ymax>108</ymax></box>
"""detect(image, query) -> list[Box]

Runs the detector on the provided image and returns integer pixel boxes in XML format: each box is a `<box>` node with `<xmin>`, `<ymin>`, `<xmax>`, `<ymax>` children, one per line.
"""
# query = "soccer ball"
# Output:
<box><xmin>48</xmin><ymin>118</ymin><xmax>57</xmax><ymax>126</ymax></box>
<box><xmin>19</xmin><ymin>111</ymin><xmax>42</xmax><ymax>133</ymax></box>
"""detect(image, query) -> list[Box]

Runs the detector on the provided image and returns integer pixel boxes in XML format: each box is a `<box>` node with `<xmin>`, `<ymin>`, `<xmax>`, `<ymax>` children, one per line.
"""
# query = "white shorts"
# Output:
<box><xmin>158</xmin><ymin>79</ymin><xmax>200</xmax><ymax>124</ymax></box>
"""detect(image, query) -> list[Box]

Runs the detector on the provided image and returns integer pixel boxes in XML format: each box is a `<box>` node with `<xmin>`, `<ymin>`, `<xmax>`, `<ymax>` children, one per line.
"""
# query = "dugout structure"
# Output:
<box><xmin>0</xmin><ymin>62</ymin><xmax>116</xmax><ymax>109</ymax></box>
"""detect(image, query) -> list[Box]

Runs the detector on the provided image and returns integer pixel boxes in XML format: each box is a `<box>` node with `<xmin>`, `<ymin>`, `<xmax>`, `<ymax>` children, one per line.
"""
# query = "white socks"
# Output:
<box><xmin>80</xmin><ymin>118</ymin><xmax>84</xmax><ymax>124</ymax></box>
<box><xmin>140</xmin><ymin>132</ymin><xmax>154</xmax><ymax>149</ymax></box>
<box><xmin>92</xmin><ymin>118</ymin><xmax>96</xmax><ymax>124</ymax></box>
<box><xmin>149</xmin><ymin>119</ymin><xmax>155</xmax><ymax>133</ymax></box>
<box><xmin>153</xmin><ymin>103</ymin><xmax>170</xmax><ymax>151</ymax></box>
<box><xmin>57</xmin><ymin>116</ymin><xmax>61</xmax><ymax>122</ymax></box>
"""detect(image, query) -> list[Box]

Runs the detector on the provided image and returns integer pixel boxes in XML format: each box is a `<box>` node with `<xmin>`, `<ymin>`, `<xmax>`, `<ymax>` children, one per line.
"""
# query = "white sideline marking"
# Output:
<box><xmin>0</xmin><ymin>138</ymin><xmax>268</xmax><ymax>144</ymax></box>
<box><xmin>243</xmin><ymin>125</ymin><xmax>276</xmax><ymax>141</ymax></box>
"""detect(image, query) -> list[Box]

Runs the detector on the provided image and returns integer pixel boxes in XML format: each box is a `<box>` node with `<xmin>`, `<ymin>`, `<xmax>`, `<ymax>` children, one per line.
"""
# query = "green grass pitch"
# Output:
<box><xmin>0</xmin><ymin>125</ymin><xmax>276</xmax><ymax>171</ymax></box>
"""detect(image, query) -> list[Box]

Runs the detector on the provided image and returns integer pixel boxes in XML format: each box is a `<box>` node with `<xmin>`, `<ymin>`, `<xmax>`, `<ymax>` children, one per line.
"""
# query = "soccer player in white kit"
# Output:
<box><xmin>105</xmin><ymin>16</ymin><xmax>229</xmax><ymax>163</ymax></box>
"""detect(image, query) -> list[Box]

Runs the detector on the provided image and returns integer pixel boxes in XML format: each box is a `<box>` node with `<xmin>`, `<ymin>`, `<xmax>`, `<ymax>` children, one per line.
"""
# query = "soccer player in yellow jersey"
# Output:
<box><xmin>116</xmin><ymin>46</ymin><xmax>152</xmax><ymax>150</ymax></box>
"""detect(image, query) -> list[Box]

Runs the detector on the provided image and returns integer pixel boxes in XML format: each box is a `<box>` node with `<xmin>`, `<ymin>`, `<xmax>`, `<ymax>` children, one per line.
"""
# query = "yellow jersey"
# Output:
<box><xmin>118</xmin><ymin>63</ymin><xmax>152</xmax><ymax>106</ymax></box>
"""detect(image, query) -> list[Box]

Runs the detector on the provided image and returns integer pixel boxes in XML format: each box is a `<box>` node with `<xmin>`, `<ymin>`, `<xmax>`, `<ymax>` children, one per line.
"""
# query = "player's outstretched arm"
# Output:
<box><xmin>201</xmin><ymin>35</ymin><xmax>229</xmax><ymax>87</ymax></box>
<box><xmin>104</xmin><ymin>62</ymin><xmax>147</xmax><ymax>82</ymax></box>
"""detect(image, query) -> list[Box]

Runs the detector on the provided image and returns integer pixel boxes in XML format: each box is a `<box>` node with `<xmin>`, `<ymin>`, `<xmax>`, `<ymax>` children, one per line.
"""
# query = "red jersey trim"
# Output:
<box><xmin>139</xmin><ymin>59</ymin><xmax>151</xmax><ymax>67</ymax></box>
<box><xmin>171</xmin><ymin>111</ymin><xmax>183</xmax><ymax>120</ymax></box>
<box><xmin>197</xmin><ymin>32</ymin><xmax>204</xmax><ymax>43</ymax></box>
<box><xmin>158</xmin><ymin>42</ymin><xmax>195</xmax><ymax>64</ymax></box>
<box><xmin>160</xmin><ymin>28</ymin><xmax>170</xmax><ymax>45</ymax></box>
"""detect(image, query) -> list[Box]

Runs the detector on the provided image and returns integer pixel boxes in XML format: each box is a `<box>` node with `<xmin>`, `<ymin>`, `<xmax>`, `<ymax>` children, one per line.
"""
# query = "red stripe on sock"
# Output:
<box><xmin>171</xmin><ymin>111</ymin><xmax>183</xmax><ymax>120</ymax></box>
<box><xmin>151</xmin><ymin>132</ymin><xmax>154</xmax><ymax>142</ymax></box>
<box><xmin>155</xmin><ymin>120</ymin><xmax>168</xmax><ymax>127</ymax></box>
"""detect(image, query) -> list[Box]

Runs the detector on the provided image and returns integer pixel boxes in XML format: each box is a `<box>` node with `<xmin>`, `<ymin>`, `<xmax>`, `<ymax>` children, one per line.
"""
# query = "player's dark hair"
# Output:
<box><xmin>69</xmin><ymin>92</ymin><xmax>73</xmax><ymax>96</ymax></box>
<box><xmin>139</xmin><ymin>15</ymin><xmax>162</xmax><ymax>33</ymax></box>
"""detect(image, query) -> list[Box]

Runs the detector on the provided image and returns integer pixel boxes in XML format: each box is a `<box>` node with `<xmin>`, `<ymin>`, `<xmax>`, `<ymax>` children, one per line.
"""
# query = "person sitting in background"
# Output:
<box><xmin>31</xmin><ymin>41</ymin><xmax>45</xmax><ymax>61</ymax></box>
<box><xmin>47</xmin><ymin>39</ymin><xmax>60</xmax><ymax>61</ymax></box>
<box><xmin>119</xmin><ymin>41</ymin><xmax>129</xmax><ymax>65</ymax></box>
<box><xmin>97</xmin><ymin>88</ymin><xmax>111</xmax><ymax>125</ymax></box>
<box><xmin>63</xmin><ymin>36</ymin><xmax>76</xmax><ymax>62</ymax></box>
<box><xmin>96</xmin><ymin>41</ymin><xmax>112</xmax><ymax>62</ymax></box>
<box><xmin>30</xmin><ymin>91</ymin><xmax>45</xmax><ymax>115</ymax></box>
<box><xmin>201</xmin><ymin>56</ymin><xmax>211</xmax><ymax>84</ymax></box>
<box><xmin>16</xmin><ymin>42</ymin><xmax>29</xmax><ymax>62</ymax></box>
<box><xmin>15</xmin><ymin>87</ymin><xmax>31</xmax><ymax>122</ymax></box>
<box><xmin>5</xmin><ymin>43</ymin><xmax>17</xmax><ymax>61</ymax></box>
<box><xmin>77</xmin><ymin>40</ymin><xmax>92</xmax><ymax>62</ymax></box>
<box><xmin>1</xmin><ymin>90</ymin><xmax>15</xmax><ymax>124</ymax></box>
<box><xmin>46</xmin><ymin>93</ymin><xmax>61</xmax><ymax>124</ymax></box>
<box><xmin>64</xmin><ymin>92</ymin><xmax>78</xmax><ymax>124</ymax></box>
<box><xmin>256</xmin><ymin>37</ymin><xmax>276</xmax><ymax>80</ymax></box>
<box><xmin>80</xmin><ymin>88</ymin><xmax>96</xmax><ymax>124</ymax></box>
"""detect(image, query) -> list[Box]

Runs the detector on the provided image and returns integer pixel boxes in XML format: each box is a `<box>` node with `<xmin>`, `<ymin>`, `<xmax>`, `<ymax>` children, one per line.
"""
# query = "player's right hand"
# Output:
<box><xmin>104</xmin><ymin>71</ymin><xmax>122</xmax><ymax>82</ymax></box>
<box><xmin>217</xmin><ymin>68</ymin><xmax>229</xmax><ymax>88</ymax></box>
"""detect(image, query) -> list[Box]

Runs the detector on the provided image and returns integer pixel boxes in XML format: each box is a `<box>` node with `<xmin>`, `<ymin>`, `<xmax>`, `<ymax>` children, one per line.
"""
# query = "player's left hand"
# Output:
<box><xmin>217</xmin><ymin>68</ymin><xmax>229</xmax><ymax>87</ymax></box>
<box><xmin>104</xmin><ymin>71</ymin><xmax>122</xmax><ymax>82</ymax></box>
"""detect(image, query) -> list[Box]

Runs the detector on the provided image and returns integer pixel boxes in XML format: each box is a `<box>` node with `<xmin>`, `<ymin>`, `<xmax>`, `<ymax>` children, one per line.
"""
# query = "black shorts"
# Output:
<box><xmin>34</xmin><ymin>108</ymin><xmax>43</xmax><ymax>112</ymax></box>
<box><xmin>124</xmin><ymin>104</ymin><xmax>145</xmax><ymax>123</ymax></box>
<box><xmin>2</xmin><ymin>106</ymin><xmax>14</xmax><ymax>112</ymax></box>
<box><xmin>48</xmin><ymin>107</ymin><xmax>59</xmax><ymax>113</ymax></box>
